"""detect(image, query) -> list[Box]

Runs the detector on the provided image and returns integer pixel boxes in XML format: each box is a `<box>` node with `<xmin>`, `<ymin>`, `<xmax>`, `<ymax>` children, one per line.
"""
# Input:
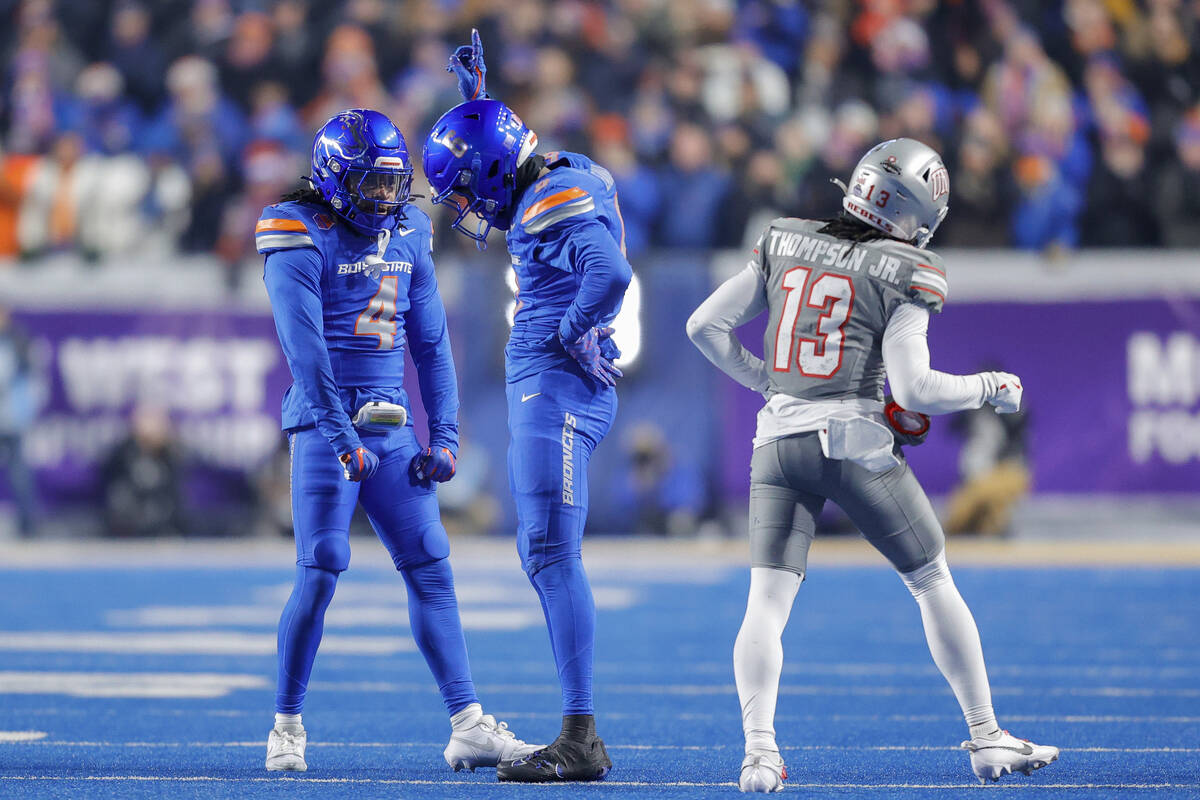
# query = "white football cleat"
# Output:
<box><xmin>266</xmin><ymin>726</ymin><xmax>307</xmax><ymax>772</ymax></box>
<box><xmin>961</xmin><ymin>730</ymin><xmax>1059</xmax><ymax>783</ymax></box>
<box><xmin>739</xmin><ymin>750</ymin><xmax>786</xmax><ymax>793</ymax></box>
<box><xmin>443</xmin><ymin>714</ymin><xmax>541</xmax><ymax>772</ymax></box>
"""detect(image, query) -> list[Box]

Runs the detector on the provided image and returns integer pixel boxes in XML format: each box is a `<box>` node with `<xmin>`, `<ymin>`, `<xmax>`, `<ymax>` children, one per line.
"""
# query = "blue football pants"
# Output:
<box><xmin>507</xmin><ymin>366</ymin><xmax>617</xmax><ymax>715</ymax></box>
<box><xmin>275</xmin><ymin>425</ymin><xmax>477</xmax><ymax>716</ymax></box>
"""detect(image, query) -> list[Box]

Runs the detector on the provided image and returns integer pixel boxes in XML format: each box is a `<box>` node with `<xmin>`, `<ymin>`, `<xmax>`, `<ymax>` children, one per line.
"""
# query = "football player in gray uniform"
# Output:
<box><xmin>686</xmin><ymin>138</ymin><xmax>1058</xmax><ymax>792</ymax></box>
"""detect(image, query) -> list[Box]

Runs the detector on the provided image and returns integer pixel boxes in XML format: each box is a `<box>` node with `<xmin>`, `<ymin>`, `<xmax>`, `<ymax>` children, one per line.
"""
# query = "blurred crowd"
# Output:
<box><xmin>1</xmin><ymin>0</ymin><xmax>1199</xmax><ymax>283</ymax></box>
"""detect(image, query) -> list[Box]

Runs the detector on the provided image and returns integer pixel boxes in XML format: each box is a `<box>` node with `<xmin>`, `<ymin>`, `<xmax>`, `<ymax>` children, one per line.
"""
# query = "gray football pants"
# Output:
<box><xmin>749</xmin><ymin>432</ymin><xmax>945</xmax><ymax>575</ymax></box>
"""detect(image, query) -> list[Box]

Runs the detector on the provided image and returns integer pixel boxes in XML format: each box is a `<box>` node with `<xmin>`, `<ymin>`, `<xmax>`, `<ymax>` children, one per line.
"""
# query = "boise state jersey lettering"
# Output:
<box><xmin>504</xmin><ymin>152</ymin><xmax>630</xmax><ymax>382</ymax></box>
<box><xmin>259</xmin><ymin>200</ymin><xmax>458</xmax><ymax>454</ymax></box>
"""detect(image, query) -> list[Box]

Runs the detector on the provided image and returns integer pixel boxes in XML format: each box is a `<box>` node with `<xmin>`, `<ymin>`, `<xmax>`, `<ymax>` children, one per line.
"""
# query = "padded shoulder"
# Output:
<box><xmin>516</xmin><ymin>168</ymin><xmax>605</xmax><ymax>237</ymax></box>
<box><xmin>256</xmin><ymin>201</ymin><xmax>331</xmax><ymax>253</ymax></box>
<box><xmin>399</xmin><ymin>204</ymin><xmax>434</xmax><ymax>248</ymax></box>
<box><xmin>900</xmin><ymin>247</ymin><xmax>948</xmax><ymax>313</ymax></box>
<box><xmin>766</xmin><ymin>216</ymin><xmax>825</xmax><ymax>236</ymax></box>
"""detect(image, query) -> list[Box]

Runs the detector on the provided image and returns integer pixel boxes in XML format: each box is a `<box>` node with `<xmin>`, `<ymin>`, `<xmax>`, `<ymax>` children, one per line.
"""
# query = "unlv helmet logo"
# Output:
<box><xmin>930</xmin><ymin>167</ymin><xmax>949</xmax><ymax>200</ymax></box>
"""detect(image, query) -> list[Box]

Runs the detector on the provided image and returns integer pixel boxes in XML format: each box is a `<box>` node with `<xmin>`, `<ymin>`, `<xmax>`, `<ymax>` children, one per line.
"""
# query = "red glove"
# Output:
<box><xmin>884</xmin><ymin>398</ymin><xmax>930</xmax><ymax>446</ymax></box>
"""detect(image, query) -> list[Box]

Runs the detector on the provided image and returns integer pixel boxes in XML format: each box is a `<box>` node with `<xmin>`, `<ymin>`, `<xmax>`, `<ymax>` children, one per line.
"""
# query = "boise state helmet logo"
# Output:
<box><xmin>310</xmin><ymin>109</ymin><xmax>414</xmax><ymax>235</ymax></box>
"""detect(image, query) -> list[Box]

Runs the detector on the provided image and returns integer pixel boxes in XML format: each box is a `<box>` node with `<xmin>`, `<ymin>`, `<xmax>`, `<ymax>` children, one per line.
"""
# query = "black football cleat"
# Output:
<box><xmin>496</xmin><ymin>735</ymin><xmax>612</xmax><ymax>782</ymax></box>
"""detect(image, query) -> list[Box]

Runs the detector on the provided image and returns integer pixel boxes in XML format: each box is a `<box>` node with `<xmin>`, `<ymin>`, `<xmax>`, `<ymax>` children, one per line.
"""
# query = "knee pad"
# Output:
<box><xmin>387</xmin><ymin>522</ymin><xmax>450</xmax><ymax>571</ymax></box>
<box><xmin>900</xmin><ymin>552</ymin><xmax>951</xmax><ymax>598</ymax></box>
<box><xmin>311</xmin><ymin>534</ymin><xmax>351</xmax><ymax>573</ymax></box>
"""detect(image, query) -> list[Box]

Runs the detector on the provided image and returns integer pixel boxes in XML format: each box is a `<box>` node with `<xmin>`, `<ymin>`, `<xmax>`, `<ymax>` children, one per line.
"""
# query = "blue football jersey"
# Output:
<box><xmin>258</xmin><ymin>201</ymin><xmax>458</xmax><ymax>455</ymax></box>
<box><xmin>504</xmin><ymin>152</ymin><xmax>631</xmax><ymax>382</ymax></box>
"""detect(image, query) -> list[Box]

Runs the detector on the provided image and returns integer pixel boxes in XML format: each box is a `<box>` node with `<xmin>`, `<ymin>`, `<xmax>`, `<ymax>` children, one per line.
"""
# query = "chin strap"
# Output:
<box><xmin>830</xmin><ymin>177</ymin><xmax>849</xmax><ymax>194</ymax></box>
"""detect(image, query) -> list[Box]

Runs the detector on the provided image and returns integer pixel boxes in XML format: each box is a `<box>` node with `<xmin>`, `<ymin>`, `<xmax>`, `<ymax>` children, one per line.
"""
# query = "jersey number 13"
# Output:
<box><xmin>773</xmin><ymin>267</ymin><xmax>854</xmax><ymax>378</ymax></box>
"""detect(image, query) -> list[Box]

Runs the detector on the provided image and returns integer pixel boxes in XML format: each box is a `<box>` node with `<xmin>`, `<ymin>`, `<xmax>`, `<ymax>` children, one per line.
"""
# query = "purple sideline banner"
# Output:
<box><xmin>9</xmin><ymin>309</ymin><xmax>294</xmax><ymax>506</ymax></box>
<box><xmin>721</xmin><ymin>298</ymin><xmax>1200</xmax><ymax>497</ymax></box>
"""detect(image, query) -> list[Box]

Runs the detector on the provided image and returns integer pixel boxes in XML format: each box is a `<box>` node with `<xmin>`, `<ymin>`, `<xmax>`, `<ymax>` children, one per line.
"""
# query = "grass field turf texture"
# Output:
<box><xmin>0</xmin><ymin>538</ymin><xmax>1197</xmax><ymax>799</ymax></box>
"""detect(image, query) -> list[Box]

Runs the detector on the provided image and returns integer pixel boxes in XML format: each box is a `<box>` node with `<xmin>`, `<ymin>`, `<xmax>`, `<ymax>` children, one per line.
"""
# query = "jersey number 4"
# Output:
<box><xmin>355</xmin><ymin>276</ymin><xmax>398</xmax><ymax>349</ymax></box>
<box><xmin>773</xmin><ymin>267</ymin><xmax>855</xmax><ymax>378</ymax></box>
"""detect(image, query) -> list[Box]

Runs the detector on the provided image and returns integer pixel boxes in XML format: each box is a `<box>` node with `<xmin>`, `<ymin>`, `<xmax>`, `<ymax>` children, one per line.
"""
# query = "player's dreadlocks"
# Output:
<box><xmin>817</xmin><ymin>213</ymin><xmax>888</xmax><ymax>244</ymax></box>
<box><xmin>279</xmin><ymin>178</ymin><xmax>324</xmax><ymax>205</ymax></box>
<box><xmin>277</xmin><ymin>177</ymin><xmax>420</xmax><ymax>227</ymax></box>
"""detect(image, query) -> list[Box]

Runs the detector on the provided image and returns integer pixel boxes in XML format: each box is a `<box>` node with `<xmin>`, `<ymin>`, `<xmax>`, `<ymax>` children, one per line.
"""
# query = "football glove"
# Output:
<box><xmin>980</xmin><ymin>371</ymin><xmax>1023</xmax><ymax>414</ymax></box>
<box><xmin>883</xmin><ymin>396</ymin><xmax>931</xmax><ymax>446</ymax></box>
<box><xmin>563</xmin><ymin>326</ymin><xmax>623</xmax><ymax>387</ymax></box>
<box><xmin>448</xmin><ymin>28</ymin><xmax>488</xmax><ymax>101</ymax></box>
<box><xmin>339</xmin><ymin>446</ymin><xmax>379</xmax><ymax>482</ymax></box>
<box><xmin>411</xmin><ymin>446</ymin><xmax>456</xmax><ymax>483</ymax></box>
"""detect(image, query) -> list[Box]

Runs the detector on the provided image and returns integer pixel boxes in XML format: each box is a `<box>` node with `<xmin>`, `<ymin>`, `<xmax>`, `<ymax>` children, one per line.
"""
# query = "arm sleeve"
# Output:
<box><xmin>882</xmin><ymin>302</ymin><xmax>986</xmax><ymax>415</ymax></box>
<box><xmin>685</xmin><ymin>263</ymin><xmax>770</xmax><ymax>394</ymax></box>
<box><xmin>404</xmin><ymin>240</ymin><xmax>460</xmax><ymax>457</ymax></box>
<box><xmin>263</xmin><ymin>247</ymin><xmax>361</xmax><ymax>455</ymax></box>
<box><xmin>553</xmin><ymin>219</ymin><xmax>633</xmax><ymax>344</ymax></box>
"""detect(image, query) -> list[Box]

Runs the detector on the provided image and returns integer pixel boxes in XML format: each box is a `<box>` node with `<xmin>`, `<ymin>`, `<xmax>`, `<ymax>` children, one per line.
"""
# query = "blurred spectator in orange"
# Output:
<box><xmin>1012</xmin><ymin>153</ymin><xmax>1082</xmax><ymax>251</ymax></box>
<box><xmin>0</xmin><ymin>148</ymin><xmax>40</xmax><ymax>259</ymax></box>
<box><xmin>590</xmin><ymin>115</ymin><xmax>658</xmax><ymax>258</ymax></box>
<box><xmin>303</xmin><ymin>24</ymin><xmax>390</xmax><ymax>128</ymax></box>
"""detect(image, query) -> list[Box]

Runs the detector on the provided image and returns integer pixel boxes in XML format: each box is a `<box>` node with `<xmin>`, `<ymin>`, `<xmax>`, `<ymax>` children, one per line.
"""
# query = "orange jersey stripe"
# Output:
<box><xmin>521</xmin><ymin>187</ymin><xmax>588</xmax><ymax>224</ymax></box>
<box><xmin>255</xmin><ymin>218</ymin><xmax>309</xmax><ymax>234</ymax></box>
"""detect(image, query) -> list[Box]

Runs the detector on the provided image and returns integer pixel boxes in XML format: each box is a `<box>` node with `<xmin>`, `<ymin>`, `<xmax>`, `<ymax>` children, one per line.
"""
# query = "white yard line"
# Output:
<box><xmin>4</xmin><ymin>740</ymin><xmax>1196</xmax><ymax>754</ymax></box>
<box><xmin>0</xmin><ymin>775</ymin><xmax>1197</xmax><ymax>790</ymax></box>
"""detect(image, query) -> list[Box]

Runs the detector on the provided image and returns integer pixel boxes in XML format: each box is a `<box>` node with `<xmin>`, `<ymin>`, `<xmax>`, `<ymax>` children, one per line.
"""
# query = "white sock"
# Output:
<box><xmin>450</xmin><ymin>702</ymin><xmax>483</xmax><ymax>731</ymax></box>
<box><xmin>899</xmin><ymin>554</ymin><xmax>999</xmax><ymax>738</ymax></box>
<box><xmin>274</xmin><ymin>712</ymin><xmax>303</xmax><ymax>732</ymax></box>
<box><xmin>734</xmin><ymin>567</ymin><xmax>802</xmax><ymax>755</ymax></box>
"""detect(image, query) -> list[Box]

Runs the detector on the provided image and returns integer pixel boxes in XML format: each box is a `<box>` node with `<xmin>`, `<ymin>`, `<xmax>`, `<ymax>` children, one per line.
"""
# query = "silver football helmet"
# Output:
<box><xmin>836</xmin><ymin>138</ymin><xmax>949</xmax><ymax>249</ymax></box>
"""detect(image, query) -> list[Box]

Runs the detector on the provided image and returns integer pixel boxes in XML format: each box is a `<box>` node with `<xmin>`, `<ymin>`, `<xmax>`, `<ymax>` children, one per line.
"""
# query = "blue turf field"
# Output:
<box><xmin>0</xmin><ymin>542</ymin><xmax>1198</xmax><ymax>799</ymax></box>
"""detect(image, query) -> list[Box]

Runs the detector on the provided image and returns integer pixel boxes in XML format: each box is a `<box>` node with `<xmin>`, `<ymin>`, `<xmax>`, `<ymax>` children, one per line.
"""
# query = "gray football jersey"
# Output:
<box><xmin>755</xmin><ymin>217</ymin><xmax>948</xmax><ymax>402</ymax></box>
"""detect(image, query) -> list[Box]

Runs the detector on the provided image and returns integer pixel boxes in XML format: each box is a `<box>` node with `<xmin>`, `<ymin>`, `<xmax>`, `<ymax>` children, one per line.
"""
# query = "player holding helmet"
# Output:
<box><xmin>420</xmin><ymin>32</ymin><xmax>631</xmax><ymax>782</ymax></box>
<box><xmin>687</xmin><ymin>139</ymin><xmax>1059</xmax><ymax>791</ymax></box>
<box><xmin>257</xmin><ymin>108</ymin><xmax>538</xmax><ymax>774</ymax></box>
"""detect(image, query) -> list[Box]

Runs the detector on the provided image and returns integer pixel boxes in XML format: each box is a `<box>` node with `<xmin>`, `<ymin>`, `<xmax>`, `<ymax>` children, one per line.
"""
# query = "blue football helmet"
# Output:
<box><xmin>422</xmin><ymin>99</ymin><xmax>539</xmax><ymax>246</ymax></box>
<box><xmin>310</xmin><ymin>109</ymin><xmax>413</xmax><ymax>235</ymax></box>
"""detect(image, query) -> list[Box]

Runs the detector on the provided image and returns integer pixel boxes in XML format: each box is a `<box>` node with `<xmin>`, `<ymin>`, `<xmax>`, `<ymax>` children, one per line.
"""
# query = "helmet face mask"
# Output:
<box><xmin>423</xmin><ymin>99</ymin><xmax>538</xmax><ymax>249</ymax></box>
<box><xmin>311</xmin><ymin>109</ymin><xmax>413</xmax><ymax>235</ymax></box>
<box><xmin>840</xmin><ymin>138</ymin><xmax>950</xmax><ymax>249</ymax></box>
<box><xmin>428</xmin><ymin>167</ymin><xmax>503</xmax><ymax>244</ymax></box>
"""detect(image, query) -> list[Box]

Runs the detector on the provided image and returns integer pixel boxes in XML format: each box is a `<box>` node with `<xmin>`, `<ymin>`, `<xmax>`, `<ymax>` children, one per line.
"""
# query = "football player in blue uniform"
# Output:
<box><xmin>258</xmin><ymin>108</ymin><xmax>539</xmax><ymax>774</ymax></box>
<box><xmin>419</xmin><ymin>33</ymin><xmax>631</xmax><ymax>782</ymax></box>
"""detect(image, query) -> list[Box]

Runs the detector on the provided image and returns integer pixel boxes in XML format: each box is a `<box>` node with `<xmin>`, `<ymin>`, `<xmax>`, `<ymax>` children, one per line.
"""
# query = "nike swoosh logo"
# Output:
<box><xmin>521</xmin><ymin>392</ymin><xmax>541</xmax><ymax>402</ymax></box>
<box><xmin>397</xmin><ymin>228</ymin><xmax>417</xmax><ymax>237</ymax></box>
<box><xmin>978</xmin><ymin>742</ymin><xmax>1034</xmax><ymax>755</ymax></box>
